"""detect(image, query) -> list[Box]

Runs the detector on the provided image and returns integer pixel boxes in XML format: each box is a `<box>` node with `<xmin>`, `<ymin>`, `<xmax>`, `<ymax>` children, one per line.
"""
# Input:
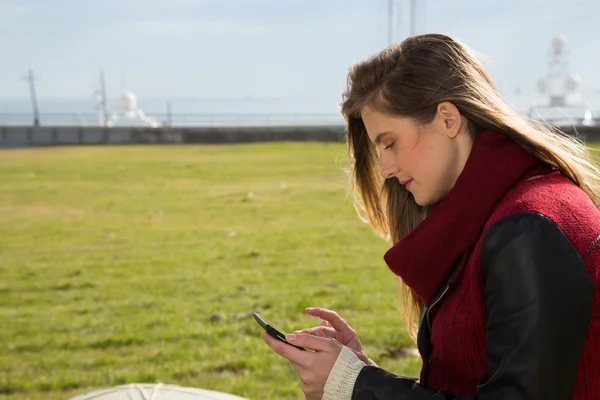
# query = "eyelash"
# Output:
<box><xmin>384</xmin><ymin>142</ymin><xmax>395</xmax><ymax>150</ymax></box>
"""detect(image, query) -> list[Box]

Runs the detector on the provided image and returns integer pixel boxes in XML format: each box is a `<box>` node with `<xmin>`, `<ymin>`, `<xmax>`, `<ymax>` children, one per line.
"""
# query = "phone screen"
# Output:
<box><xmin>253</xmin><ymin>312</ymin><xmax>307</xmax><ymax>351</ymax></box>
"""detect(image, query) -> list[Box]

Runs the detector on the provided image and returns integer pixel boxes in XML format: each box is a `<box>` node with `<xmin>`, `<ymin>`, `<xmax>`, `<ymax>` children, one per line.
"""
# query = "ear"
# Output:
<box><xmin>435</xmin><ymin>102</ymin><xmax>463</xmax><ymax>138</ymax></box>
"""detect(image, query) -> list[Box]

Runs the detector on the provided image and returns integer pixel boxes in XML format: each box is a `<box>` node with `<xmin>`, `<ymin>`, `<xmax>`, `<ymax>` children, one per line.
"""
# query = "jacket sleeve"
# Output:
<box><xmin>352</xmin><ymin>212</ymin><xmax>593</xmax><ymax>400</ymax></box>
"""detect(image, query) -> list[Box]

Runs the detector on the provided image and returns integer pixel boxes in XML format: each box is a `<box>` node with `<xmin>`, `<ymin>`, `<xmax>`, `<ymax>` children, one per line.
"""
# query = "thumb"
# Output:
<box><xmin>286</xmin><ymin>333</ymin><xmax>334</xmax><ymax>352</ymax></box>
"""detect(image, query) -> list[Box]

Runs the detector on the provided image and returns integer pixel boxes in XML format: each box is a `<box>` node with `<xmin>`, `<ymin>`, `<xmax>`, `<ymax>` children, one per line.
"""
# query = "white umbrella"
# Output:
<box><xmin>68</xmin><ymin>383</ymin><xmax>249</xmax><ymax>400</ymax></box>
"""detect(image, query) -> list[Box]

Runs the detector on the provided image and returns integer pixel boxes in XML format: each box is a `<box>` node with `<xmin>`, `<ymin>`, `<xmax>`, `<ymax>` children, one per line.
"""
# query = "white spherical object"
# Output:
<box><xmin>551</xmin><ymin>35</ymin><xmax>567</xmax><ymax>54</ymax></box>
<box><xmin>68</xmin><ymin>383</ymin><xmax>249</xmax><ymax>400</ymax></box>
<box><xmin>565</xmin><ymin>74</ymin><xmax>581</xmax><ymax>93</ymax></box>
<box><xmin>120</xmin><ymin>91</ymin><xmax>138</xmax><ymax>111</ymax></box>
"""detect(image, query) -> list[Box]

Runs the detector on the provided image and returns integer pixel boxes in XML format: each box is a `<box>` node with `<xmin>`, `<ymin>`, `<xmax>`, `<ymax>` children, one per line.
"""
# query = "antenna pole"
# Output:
<box><xmin>388</xmin><ymin>0</ymin><xmax>394</xmax><ymax>45</ymax></box>
<box><xmin>410</xmin><ymin>0</ymin><xmax>416</xmax><ymax>36</ymax></box>
<box><xmin>25</xmin><ymin>69</ymin><xmax>40</xmax><ymax>126</ymax></box>
<box><xmin>99</xmin><ymin>71</ymin><xmax>109</xmax><ymax>127</ymax></box>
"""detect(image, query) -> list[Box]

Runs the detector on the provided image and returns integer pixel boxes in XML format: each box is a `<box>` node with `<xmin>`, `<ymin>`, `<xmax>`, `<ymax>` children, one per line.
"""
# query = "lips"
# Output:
<box><xmin>400</xmin><ymin>179</ymin><xmax>413</xmax><ymax>189</ymax></box>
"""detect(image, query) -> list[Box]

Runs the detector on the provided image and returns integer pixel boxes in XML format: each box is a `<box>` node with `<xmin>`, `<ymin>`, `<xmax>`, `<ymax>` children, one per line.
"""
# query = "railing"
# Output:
<box><xmin>1</xmin><ymin>112</ymin><xmax>598</xmax><ymax>128</ymax></box>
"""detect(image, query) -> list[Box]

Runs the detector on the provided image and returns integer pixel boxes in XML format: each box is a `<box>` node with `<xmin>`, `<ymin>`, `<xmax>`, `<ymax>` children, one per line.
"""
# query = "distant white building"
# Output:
<box><xmin>94</xmin><ymin>71</ymin><xmax>161</xmax><ymax>128</ymax></box>
<box><xmin>528</xmin><ymin>35</ymin><xmax>595</xmax><ymax>126</ymax></box>
<box><xmin>108</xmin><ymin>91</ymin><xmax>161</xmax><ymax>128</ymax></box>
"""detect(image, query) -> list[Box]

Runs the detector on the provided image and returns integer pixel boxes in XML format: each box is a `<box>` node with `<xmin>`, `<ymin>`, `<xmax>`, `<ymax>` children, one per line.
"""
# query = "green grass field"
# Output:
<box><xmin>0</xmin><ymin>143</ymin><xmax>420</xmax><ymax>400</ymax></box>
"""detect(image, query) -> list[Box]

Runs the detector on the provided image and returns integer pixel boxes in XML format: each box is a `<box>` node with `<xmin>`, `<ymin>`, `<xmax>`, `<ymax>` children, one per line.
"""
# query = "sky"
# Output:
<box><xmin>1</xmin><ymin>0</ymin><xmax>599</xmax><ymax>113</ymax></box>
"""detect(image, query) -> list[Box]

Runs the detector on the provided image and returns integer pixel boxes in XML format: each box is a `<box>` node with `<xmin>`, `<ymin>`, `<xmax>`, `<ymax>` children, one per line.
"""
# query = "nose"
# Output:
<box><xmin>380</xmin><ymin>151</ymin><xmax>400</xmax><ymax>179</ymax></box>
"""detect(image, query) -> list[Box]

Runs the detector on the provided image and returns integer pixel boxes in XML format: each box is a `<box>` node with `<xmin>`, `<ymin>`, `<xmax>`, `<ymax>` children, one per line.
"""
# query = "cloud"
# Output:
<box><xmin>128</xmin><ymin>19</ymin><xmax>271</xmax><ymax>38</ymax></box>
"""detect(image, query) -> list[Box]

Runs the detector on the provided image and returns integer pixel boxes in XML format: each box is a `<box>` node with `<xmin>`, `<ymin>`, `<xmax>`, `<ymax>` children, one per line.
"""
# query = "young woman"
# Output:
<box><xmin>262</xmin><ymin>34</ymin><xmax>600</xmax><ymax>400</ymax></box>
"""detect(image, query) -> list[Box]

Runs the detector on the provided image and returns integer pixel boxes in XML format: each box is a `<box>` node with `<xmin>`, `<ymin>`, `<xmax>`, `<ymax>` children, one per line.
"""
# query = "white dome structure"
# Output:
<box><xmin>108</xmin><ymin>90</ymin><xmax>161</xmax><ymax>128</ymax></box>
<box><xmin>93</xmin><ymin>71</ymin><xmax>162</xmax><ymax>128</ymax></box>
<box><xmin>120</xmin><ymin>91</ymin><xmax>139</xmax><ymax>112</ymax></box>
<box><xmin>528</xmin><ymin>35</ymin><xmax>595</xmax><ymax>126</ymax></box>
<box><xmin>68</xmin><ymin>383</ymin><xmax>249</xmax><ymax>400</ymax></box>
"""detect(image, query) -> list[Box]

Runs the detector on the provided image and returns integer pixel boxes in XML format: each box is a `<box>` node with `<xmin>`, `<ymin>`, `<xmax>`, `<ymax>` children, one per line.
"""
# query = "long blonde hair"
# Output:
<box><xmin>341</xmin><ymin>33</ymin><xmax>600</xmax><ymax>339</ymax></box>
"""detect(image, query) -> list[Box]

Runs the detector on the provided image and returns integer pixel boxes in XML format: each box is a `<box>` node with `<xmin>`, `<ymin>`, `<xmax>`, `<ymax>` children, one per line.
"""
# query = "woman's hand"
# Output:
<box><xmin>262</xmin><ymin>331</ymin><xmax>342</xmax><ymax>400</ymax></box>
<box><xmin>261</xmin><ymin>308</ymin><xmax>370</xmax><ymax>399</ymax></box>
<box><xmin>295</xmin><ymin>307</ymin><xmax>370</xmax><ymax>365</ymax></box>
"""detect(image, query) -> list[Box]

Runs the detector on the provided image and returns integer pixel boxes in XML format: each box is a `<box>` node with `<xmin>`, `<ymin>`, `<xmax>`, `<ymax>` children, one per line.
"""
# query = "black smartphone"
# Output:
<box><xmin>253</xmin><ymin>312</ymin><xmax>307</xmax><ymax>351</ymax></box>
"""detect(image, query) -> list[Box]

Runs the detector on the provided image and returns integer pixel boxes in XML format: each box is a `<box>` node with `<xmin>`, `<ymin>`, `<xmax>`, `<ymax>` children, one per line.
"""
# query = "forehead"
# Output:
<box><xmin>360</xmin><ymin>106</ymin><xmax>413</xmax><ymax>142</ymax></box>
<box><xmin>360</xmin><ymin>105</ymin><xmax>384</xmax><ymax>124</ymax></box>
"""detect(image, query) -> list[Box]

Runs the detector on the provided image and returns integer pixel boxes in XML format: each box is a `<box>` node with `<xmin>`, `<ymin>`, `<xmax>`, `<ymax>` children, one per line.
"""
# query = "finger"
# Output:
<box><xmin>294</xmin><ymin>326</ymin><xmax>337</xmax><ymax>338</ymax></box>
<box><xmin>286</xmin><ymin>333</ymin><xmax>335</xmax><ymax>352</ymax></box>
<box><xmin>318</xmin><ymin>319</ymin><xmax>332</xmax><ymax>328</ymax></box>
<box><xmin>261</xmin><ymin>332</ymin><xmax>311</xmax><ymax>366</ymax></box>
<box><xmin>305</xmin><ymin>308</ymin><xmax>355</xmax><ymax>335</ymax></box>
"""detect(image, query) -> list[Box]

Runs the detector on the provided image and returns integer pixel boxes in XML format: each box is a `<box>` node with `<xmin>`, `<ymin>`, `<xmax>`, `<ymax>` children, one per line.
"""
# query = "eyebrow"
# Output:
<box><xmin>373</xmin><ymin>131</ymin><xmax>393</xmax><ymax>146</ymax></box>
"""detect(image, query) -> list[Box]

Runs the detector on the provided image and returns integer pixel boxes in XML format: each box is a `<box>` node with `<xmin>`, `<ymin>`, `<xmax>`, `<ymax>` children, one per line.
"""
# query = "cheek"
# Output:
<box><xmin>410</xmin><ymin>142</ymin><xmax>454</xmax><ymax>196</ymax></box>
<box><xmin>402</xmin><ymin>143</ymin><xmax>435</xmax><ymax>180</ymax></box>
<box><xmin>396</xmin><ymin>145</ymin><xmax>420</xmax><ymax>175</ymax></box>
<box><xmin>420</xmin><ymin>144</ymin><xmax>457</xmax><ymax>195</ymax></box>
<box><xmin>399</xmin><ymin>137</ymin><xmax>453</xmax><ymax>185</ymax></box>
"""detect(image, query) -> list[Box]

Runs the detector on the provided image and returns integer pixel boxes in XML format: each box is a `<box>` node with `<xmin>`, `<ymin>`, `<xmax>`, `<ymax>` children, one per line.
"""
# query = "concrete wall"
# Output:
<box><xmin>0</xmin><ymin>125</ymin><xmax>346</xmax><ymax>148</ymax></box>
<box><xmin>1</xmin><ymin>124</ymin><xmax>599</xmax><ymax>149</ymax></box>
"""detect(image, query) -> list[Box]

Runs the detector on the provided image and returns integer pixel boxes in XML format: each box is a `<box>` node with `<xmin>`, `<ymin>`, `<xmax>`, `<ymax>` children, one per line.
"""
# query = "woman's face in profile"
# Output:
<box><xmin>361</xmin><ymin>104</ymin><xmax>472</xmax><ymax>206</ymax></box>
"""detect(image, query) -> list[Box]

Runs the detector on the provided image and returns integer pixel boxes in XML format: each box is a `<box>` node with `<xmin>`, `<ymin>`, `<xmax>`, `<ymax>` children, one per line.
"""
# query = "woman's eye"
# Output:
<box><xmin>384</xmin><ymin>142</ymin><xmax>395</xmax><ymax>150</ymax></box>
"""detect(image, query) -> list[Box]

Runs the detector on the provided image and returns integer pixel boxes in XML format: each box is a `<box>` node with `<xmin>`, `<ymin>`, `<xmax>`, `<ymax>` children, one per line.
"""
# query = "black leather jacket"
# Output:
<box><xmin>352</xmin><ymin>213</ymin><xmax>596</xmax><ymax>400</ymax></box>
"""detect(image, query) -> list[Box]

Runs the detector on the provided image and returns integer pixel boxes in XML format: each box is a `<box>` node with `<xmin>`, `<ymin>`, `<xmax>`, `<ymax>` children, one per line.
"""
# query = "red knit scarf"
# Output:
<box><xmin>383</xmin><ymin>131</ymin><xmax>551</xmax><ymax>305</ymax></box>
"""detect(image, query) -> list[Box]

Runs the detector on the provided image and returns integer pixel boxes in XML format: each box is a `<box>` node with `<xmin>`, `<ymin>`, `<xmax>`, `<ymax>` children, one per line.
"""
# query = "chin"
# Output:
<box><xmin>414</xmin><ymin>198</ymin><xmax>431</xmax><ymax>207</ymax></box>
<box><xmin>412</xmin><ymin>192</ymin><xmax>440</xmax><ymax>207</ymax></box>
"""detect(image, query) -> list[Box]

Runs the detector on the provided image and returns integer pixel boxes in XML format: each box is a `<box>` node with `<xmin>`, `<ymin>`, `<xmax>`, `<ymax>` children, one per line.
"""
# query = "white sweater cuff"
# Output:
<box><xmin>322</xmin><ymin>346</ymin><xmax>367</xmax><ymax>400</ymax></box>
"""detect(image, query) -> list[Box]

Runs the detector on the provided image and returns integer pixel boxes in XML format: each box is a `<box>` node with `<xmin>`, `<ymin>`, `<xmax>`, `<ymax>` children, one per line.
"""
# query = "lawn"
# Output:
<box><xmin>0</xmin><ymin>143</ymin><xmax>420</xmax><ymax>400</ymax></box>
